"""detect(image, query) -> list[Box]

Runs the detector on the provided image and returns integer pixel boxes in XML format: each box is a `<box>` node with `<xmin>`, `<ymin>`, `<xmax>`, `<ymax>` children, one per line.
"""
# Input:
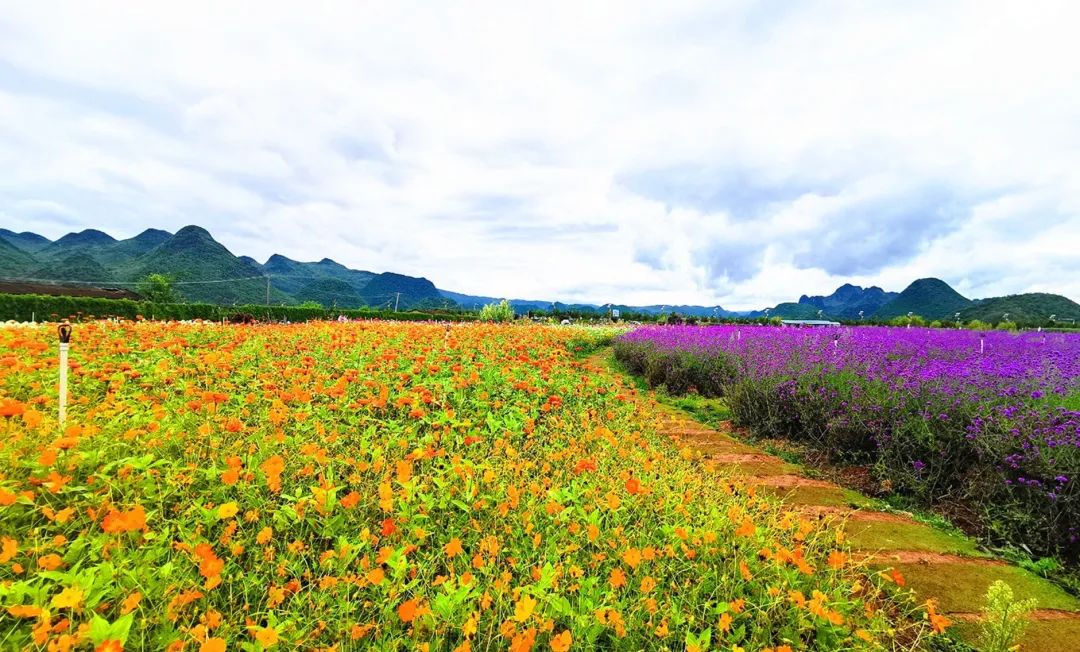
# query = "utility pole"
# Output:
<box><xmin>394</xmin><ymin>292</ymin><xmax>400</xmax><ymax>312</ymax></box>
<box><xmin>266</xmin><ymin>275</ymin><xmax>271</xmax><ymax>306</ymax></box>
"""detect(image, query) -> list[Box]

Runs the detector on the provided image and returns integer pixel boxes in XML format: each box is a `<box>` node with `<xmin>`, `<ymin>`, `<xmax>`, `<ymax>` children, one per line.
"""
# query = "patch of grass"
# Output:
<box><xmin>889</xmin><ymin>563</ymin><xmax>1080</xmax><ymax>613</ymax></box>
<box><xmin>874</xmin><ymin>494</ymin><xmax>972</xmax><ymax>538</ymax></box>
<box><xmin>664</xmin><ymin>393</ymin><xmax>733</xmax><ymax>429</ymax></box>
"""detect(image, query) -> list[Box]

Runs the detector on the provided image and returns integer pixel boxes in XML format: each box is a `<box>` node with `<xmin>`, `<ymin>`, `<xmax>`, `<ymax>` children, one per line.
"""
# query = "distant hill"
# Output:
<box><xmin>873</xmin><ymin>278</ymin><xmax>973</xmax><ymax>320</ymax></box>
<box><xmin>360</xmin><ymin>272</ymin><xmax>449</xmax><ymax>310</ymax></box>
<box><xmin>0</xmin><ymin>224</ymin><xmax>455</xmax><ymax>309</ymax></box>
<box><xmin>33</xmin><ymin>253</ymin><xmax>115</xmax><ymax>283</ymax></box>
<box><xmin>0</xmin><ymin>229</ymin><xmax>52</xmax><ymax>253</ymax></box>
<box><xmin>117</xmin><ymin>226</ymin><xmax>287</xmax><ymax>305</ymax></box>
<box><xmin>0</xmin><ymin>235</ymin><xmax>39</xmax><ymax>275</ymax></box>
<box><xmin>797</xmin><ymin>283</ymin><xmax>898</xmax><ymax>319</ymax></box>
<box><xmin>958</xmin><ymin>293</ymin><xmax>1080</xmax><ymax>324</ymax></box>
<box><xmin>292</xmin><ymin>279</ymin><xmax>366</xmax><ymax>309</ymax></box>
<box><xmin>261</xmin><ymin>254</ymin><xmax>376</xmax><ymax>301</ymax></box>
<box><xmin>769</xmin><ymin>302</ymin><xmax>821</xmax><ymax>319</ymax></box>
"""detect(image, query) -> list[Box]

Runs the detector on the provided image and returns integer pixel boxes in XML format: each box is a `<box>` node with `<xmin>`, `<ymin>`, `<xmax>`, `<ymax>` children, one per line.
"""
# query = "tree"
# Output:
<box><xmin>138</xmin><ymin>273</ymin><xmax>178</xmax><ymax>303</ymax></box>
<box><xmin>479</xmin><ymin>300</ymin><xmax>515</xmax><ymax>322</ymax></box>
<box><xmin>298</xmin><ymin>300</ymin><xmax>324</xmax><ymax>309</ymax></box>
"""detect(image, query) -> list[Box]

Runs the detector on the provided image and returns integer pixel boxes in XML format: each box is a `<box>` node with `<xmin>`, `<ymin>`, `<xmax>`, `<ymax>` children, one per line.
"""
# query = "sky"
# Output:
<box><xmin>0</xmin><ymin>1</ymin><xmax>1078</xmax><ymax>310</ymax></box>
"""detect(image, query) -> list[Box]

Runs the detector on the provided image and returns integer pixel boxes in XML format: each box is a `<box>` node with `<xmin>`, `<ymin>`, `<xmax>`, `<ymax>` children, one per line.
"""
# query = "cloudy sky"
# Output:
<box><xmin>1</xmin><ymin>1</ymin><xmax>1078</xmax><ymax>309</ymax></box>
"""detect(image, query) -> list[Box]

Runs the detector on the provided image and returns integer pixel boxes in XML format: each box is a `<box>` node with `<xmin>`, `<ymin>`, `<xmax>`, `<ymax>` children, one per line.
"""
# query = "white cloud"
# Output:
<box><xmin>0</xmin><ymin>0</ymin><xmax>1078</xmax><ymax>309</ymax></box>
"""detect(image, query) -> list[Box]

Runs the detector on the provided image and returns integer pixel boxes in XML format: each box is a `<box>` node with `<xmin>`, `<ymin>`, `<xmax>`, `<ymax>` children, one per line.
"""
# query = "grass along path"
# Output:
<box><xmin>584</xmin><ymin>348</ymin><xmax>1080</xmax><ymax>651</ymax></box>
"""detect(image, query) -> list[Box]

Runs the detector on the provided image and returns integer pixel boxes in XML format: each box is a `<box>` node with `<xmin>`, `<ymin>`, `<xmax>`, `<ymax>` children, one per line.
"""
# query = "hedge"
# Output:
<box><xmin>0</xmin><ymin>293</ymin><xmax>478</xmax><ymax>324</ymax></box>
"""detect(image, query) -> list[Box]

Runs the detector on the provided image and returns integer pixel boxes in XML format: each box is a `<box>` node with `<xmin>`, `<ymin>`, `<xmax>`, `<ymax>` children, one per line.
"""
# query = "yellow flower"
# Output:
<box><xmin>51</xmin><ymin>586</ymin><xmax>84</xmax><ymax>610</ymax></box>
<box><xmin>514</xmin><ymin>594</ymin><xmax>538</xmax><ymax>622</ymax></box>
<box><xmin>217</xmin><ymin>502</ymin><xmax>239</xmax><ymax>520</ymax></box>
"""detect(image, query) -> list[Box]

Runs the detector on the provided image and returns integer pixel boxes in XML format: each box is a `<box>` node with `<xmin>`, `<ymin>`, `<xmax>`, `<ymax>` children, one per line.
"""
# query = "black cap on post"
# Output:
<box><xmin>58</xmin><ymin>322</ymin><xmax>72</xmax><ymax>344</ymax></box>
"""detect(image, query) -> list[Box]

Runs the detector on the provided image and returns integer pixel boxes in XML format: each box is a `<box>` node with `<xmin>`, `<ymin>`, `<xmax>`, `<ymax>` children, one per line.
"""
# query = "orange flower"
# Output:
<box><xmin>121</xmin><ymin>592</ymin><xmax>142</xmax><ymax>615</ymax></box>
<box><xmin>367</xmin><ymin>567</ymin><xmax>385</xmax><ymax>585</ymax></box>
<box><xmin>550</xmin><ymin>630</ymin><xmax>572</xmax><ymax>652</ymax></box>
<box><xmin>200</xmin><ymin>639</ymin><xmax>227</xmax><ymax>652</ymax></box>
<box><xmin>718</xmin><ymin>612</ymin><xmax>732</xmax><ymax>633</ymax></box>
<box><xmin>256</xmin><ymin>527</ymin><xmax>273</xmax><ymax>545</ymax></box>
<box><xmin>0</xmin><ymin>536</ymin><xmax>16</xmax><ymax>563</ymax></box>
<box><xmin>0</xmin><ymin>398</ymin><xmax>26</xmax><ymax>418</ymax></box>
<box><xmin>444</xmin><ymin>537</ymin><xmax>464</xmax><ymax>558</ymax></box>
<box><xmin>398</xmin><ymin>598</ymin><xmax>419</xmax><ymax>623</ymax></box>
<box><xmin>101</xmin><ymin>505</ymin><xmax>147</xmax><ymax>534</ymax></box>
<box><xmin>96</xmin><ymin>641</ymin><xmax>124</xmax><ymax>652</ymax></box>
<box><xmin>6</xmin><ymin>605</ymin><xmax>42</xmax><ymax>618</ymax></box>
<box><xmin>37</xmin><ymin>554</ymin><xmax>63</xmax><ymax>570</ymax></box>
<box><xmin>624</xmin><ymin>476</ymin><xmax>643</xmax><ymax>495</ymax></box>
<box><xmin>221</xmin><ymin>468</ymin><xmax>240</xmax><ymax>486</ymax></box>
<box><xmin>260</xmin><ymin>456</ymin><xmax>285</xmax><ymax>492</ymax></box>
<box><xmin>574</xmin><ymin>459</ymin><xmax>597</xmax><ymax>474</ymax></box>
<box><xmin>253</xmin><ymin>627</ymin><xmax>278</xmax><ymax>647</ymax></box>
<box><xmin>608</xmin><ymin>567</ymin><xmax>627</xmax><ymax>589</ymax></box>
<box><xmin>927</xmin><ymin>600</ymin><xmax>951</xmax><ymax>634</ymax></box>
<box><xmin>622</xmin><ymin>548</ymin><xmax>642</xmax><ymax>569</ymax></box>
<box><xmin>340</xmin><ymin>491</ymin><xmax>361</xmax><ymax>510</ymax></box>
<box><xmin>734</xmin><ymin>518</ymin><xmax>756</xmax><ymax>538</ymax></box>
<box><xmin>381</xmin><ymin>518</ymin><xmax>397</xmax><ymax>537</ymax></box>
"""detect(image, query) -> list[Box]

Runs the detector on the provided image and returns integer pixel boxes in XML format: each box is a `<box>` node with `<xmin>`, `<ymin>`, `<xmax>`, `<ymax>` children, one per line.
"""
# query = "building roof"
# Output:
<box><xmin>781</xmin><ymin>319</ymin><xmax>841</xmax><ymax>326</ymax></box>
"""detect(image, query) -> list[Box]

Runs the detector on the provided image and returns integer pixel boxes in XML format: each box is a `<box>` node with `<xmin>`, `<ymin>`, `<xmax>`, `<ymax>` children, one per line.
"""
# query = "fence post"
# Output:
<box><xmin>58</xmin><ymin>322</ymin><xmax>72</xmax><ymax>425</ymax></box>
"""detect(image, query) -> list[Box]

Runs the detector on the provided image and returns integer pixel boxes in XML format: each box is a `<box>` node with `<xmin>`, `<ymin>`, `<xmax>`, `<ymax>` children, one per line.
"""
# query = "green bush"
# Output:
<box><xmin>0</xmin><ymin>293</ymin><xmax>478</xmax><ymax>324</ymax></box>
<box><xmin>478</xmin><ymin>299</ymin><xmax>515</xmax><ymax>322</ymax></box>
<box><xmin>978</xmin><ymin>581</ymin><xmax>1036</xmax><ymax>652</ymax></box>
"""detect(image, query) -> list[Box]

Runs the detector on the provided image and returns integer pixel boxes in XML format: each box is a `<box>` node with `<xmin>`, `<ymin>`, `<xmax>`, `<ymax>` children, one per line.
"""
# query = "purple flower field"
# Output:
<box><xmin>615</xmin><ymin>325</ymin><xmax>1080</xmax><ymax>558</ymax></box>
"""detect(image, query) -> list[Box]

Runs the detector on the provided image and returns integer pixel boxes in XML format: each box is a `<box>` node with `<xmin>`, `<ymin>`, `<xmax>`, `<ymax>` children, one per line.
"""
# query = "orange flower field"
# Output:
<box><xmin>0</xmin><ymin>322</ymin><xmax>928</xmax><ymax>650</ymax></box>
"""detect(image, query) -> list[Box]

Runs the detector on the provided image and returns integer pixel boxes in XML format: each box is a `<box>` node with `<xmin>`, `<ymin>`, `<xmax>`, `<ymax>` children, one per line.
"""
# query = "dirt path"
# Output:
<box><xmin>585</xmin><ymin>349</ymin><xmax>1080</xmax><ymax>651</ymax></box>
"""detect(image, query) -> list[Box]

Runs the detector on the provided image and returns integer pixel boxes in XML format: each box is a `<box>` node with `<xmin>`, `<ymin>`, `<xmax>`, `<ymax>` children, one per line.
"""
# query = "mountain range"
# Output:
<box><xmin>1</xmin><ymin>225</ymin><xmax>1077</xmax><ymax>322</ymax></box>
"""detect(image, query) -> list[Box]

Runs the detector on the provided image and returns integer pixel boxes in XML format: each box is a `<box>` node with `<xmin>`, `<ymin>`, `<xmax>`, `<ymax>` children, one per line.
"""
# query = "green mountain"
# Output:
<box><xmin>261</xmin><ymin>254</ymin><xmax>375</xmax><ymax>300</ymax></box>
<box><xmin>873</xmin><ymin>278</ymin><xmax>973</xmax><ymax>320</ymax></box>
<box><xmin>32</xmin><ymin>252</ymin><xmax>115</xmax><ymax>283</ymax></box>
<box><xmin>797</xmin><ymin>284</ymin><xmax>898</xmax><ymax>319</ymax></box>
<box><xmin>38</xmin><ymin>229</ymin><xmax>117</xmax><ymax>261</ymax></box>
<box><xmin>292</xmin><ymin>279</ymin><xmax>366</xmax><ymax>308</ymax></box>
<box><xmin>0</xmin><ymin>235</ymin><xmax>39</xmax><ymax>275</ymax></box>
<box><xmin>766</xmin><ymin>302</ymin><xmax>820</xmax><ymax>319</ymax></box>
<box><xmin>94</xmin><ymin>228</ymin><xmax>173</xmax><ymax>266</ymax></box>
<box><xmin>958</xmin><ymin>293</ymin><xmax>1080</xmax><ymax>325</ymax></box>
<box><xmin>0</xmin><ymin>229</ymin><xmax>51</xmax><ymax>253</ymax></box>
<box><xmin>0</xmin><ymin>224</ymin><xmax>450</xmax><ymax>309</ymax></box>
<box><xmin>360</xmin><ymin>272</ymin><xmax>449</xmax><ymax>310</ymax></box>
<box><xmin>119</xmin><ymin>226</ymin><xmax>281</xmax><ymax>305</ymax></box>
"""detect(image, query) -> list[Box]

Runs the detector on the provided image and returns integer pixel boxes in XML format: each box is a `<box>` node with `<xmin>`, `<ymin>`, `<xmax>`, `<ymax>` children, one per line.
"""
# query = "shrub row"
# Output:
<box><xmin>0</xmin><ymin>293</ymin><xmax>478</xmax><ymax>324</ymax></box>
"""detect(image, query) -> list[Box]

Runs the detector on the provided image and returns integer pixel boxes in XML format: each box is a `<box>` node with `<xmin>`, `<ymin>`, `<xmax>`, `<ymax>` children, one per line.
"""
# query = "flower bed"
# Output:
<box><xmin>615</xmin><ymin>325</ymin><xmax>1080</xmax><ymax>559</ymax></box>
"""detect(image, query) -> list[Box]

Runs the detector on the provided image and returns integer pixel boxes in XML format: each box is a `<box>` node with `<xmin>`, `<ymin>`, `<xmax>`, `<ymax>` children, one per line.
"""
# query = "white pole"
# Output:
<box><xmin>57</xmin><ymin>323</ymin><xmax>71</xmax><ymax>425</ymax></box>
<box><xmin>58</xmin><ymin>343</ymin><xmax>69</xmax><ymax>426</ymax></box>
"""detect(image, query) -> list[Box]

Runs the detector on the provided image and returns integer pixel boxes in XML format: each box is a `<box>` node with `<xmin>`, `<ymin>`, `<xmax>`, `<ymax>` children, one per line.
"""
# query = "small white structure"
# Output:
<box><xmin>781</xmin><ymin>319</ymin><xmax>841</xmax><ymax>327</ymax></box>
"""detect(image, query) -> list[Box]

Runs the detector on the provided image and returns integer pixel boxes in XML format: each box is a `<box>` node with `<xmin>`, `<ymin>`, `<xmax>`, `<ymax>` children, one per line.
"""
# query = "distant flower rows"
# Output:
<box><xmin>615</xmin><ymin>325</ymin><xmax>1080</xmax><ymax>559</ymax></box>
